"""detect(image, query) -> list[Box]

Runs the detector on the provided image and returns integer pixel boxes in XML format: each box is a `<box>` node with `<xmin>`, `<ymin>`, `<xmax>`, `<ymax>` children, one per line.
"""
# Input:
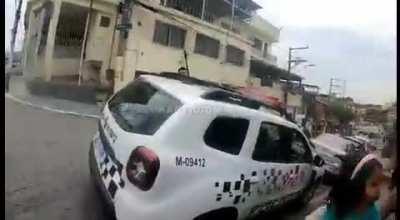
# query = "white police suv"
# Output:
<box><xmin>89</xmin><ymin>73</ymin><xmax>325</xmax><ymax>220</ymax></box>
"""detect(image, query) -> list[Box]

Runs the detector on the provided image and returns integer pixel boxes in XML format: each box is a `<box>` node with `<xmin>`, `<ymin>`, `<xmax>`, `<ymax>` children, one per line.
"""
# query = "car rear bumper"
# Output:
<box><xmin>89</xmin><ymin>142</ymin><xmax>116</xmax><ymax>217</ymax></box>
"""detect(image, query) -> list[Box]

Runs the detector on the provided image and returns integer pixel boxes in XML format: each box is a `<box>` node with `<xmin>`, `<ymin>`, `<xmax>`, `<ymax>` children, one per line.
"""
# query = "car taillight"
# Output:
<box><xmin>126</xmin><ymin>146</ymin><xmax>160</xmax><ymax>191</ymax></box>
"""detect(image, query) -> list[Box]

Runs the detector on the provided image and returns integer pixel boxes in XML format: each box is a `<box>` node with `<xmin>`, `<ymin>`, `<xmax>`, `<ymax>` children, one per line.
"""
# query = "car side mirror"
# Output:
<box><xmin>314</xmin><ymin>155</ymin><xmax>325</xmax><ymax>167</ymax></box>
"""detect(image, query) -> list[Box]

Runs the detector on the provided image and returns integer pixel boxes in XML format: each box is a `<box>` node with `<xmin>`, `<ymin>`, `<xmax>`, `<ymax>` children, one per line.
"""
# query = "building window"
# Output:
<box><xmin>54</xmin><ymin>3</ymin><xmax>87</xmax><ymax>58</ymax></box>
<box><xmin>263</xmin><ymin>42</ymin><xmax>269</xmax><ymax>57</ymax></box>
<box><xmin>253</xmin><ymin>38</ymin><xmax>262</xmax><ymax>50</ymax></box>
<box><xmin>100</xmin><ymin>16</ymin><xmax>111</xmax><ymax>27</ymax></box>
<box><xmin>194</xmin><ymin>33</ymin><xmax>220</xmax><ymax>58</ymax></box>
<box><xmin>261</xmin><ymin>76</ymin><xmax>274</xmax><ymax>87</ymax></box>
<box><xmin>153</xmin><ymin>21</ymin><xmax>186</xmax><ymax>48</ymax></box>
<box><xmin>226</xmin><ymin>45</ymin><xmax>245</xmax><ymax>66</ymax></box>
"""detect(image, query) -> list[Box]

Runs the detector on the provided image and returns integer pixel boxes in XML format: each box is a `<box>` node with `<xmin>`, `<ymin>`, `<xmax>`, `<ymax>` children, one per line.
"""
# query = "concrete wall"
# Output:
<box><xmin>117</xmin><ymin>3</ymin><xmax>253</xmax><ymax>89</ymax></box>
<box><xmin>43</xmin><ymin>0</ymin><xmax>62</xmax><ymax>81</ymax></box>
<box><xmin>86</xmin><ymin>11</ymin><xmax>116</xmax><ymax>62</ymax></box>
<box><xmin>51</xmin><ymin>58</ymin><xmax>80</xmax><ymax>76</ymax></box>
<box><xmin>23</xmin><ymin>0</ymin><xmax>118</xmax><ymax>81</ymax></box>
<box><xmin>23</xmin><ymin>1</ymin><xmax>48</xmax><ymax>79</ymax></box>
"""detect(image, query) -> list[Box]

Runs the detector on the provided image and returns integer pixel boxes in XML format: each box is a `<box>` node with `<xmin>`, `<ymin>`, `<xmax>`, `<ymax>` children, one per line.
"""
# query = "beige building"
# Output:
<box><xmin>23</xmin><ymin>0</ymin><xmax>304</xmax><ymax>112</ymax></box>
<box><xmin>23</xmin><ymin>0</ymin><xmax>118</xmax><ymax>83</ymax></box>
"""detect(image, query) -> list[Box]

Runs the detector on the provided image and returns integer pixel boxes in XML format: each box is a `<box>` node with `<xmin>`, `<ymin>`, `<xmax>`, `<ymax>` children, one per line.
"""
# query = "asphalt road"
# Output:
<box><xmin>5</xmin><ymin>98</ymin><xmax>329</xmax><ymax>220</ymax></box>
<box><xmin>5</xmin><ymin>98</ymin><xmax>104</xmax><ymax>220</ymax></box>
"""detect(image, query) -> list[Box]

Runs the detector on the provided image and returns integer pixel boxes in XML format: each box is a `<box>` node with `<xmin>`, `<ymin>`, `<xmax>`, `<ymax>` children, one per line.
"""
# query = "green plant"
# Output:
<box><xmin>328</xmin><ymin>101</ymin><xmax>355</xmax><ymax>124</ymax></box>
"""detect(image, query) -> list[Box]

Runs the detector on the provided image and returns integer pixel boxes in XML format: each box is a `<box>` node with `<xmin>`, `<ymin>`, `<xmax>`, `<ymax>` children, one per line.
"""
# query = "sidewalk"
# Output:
<box><xmin>6</xmin><ymin>75</ymin><xmax>101</xmax><ymax>118</ymax></box>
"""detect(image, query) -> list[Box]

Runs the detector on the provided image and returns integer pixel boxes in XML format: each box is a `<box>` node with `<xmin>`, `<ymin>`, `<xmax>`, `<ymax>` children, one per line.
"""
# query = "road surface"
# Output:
<box><xmin>5</xmin><ymin>98</ymin><xmax>328</xmax><ymax>220</ymax></box>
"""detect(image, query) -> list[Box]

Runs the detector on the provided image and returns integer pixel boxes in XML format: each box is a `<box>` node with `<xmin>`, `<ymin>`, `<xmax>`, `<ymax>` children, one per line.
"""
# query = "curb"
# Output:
<box><xmin>5</xmin><ymin>93</ymin><xmax>101</xmax><ymax>119</ymax></box>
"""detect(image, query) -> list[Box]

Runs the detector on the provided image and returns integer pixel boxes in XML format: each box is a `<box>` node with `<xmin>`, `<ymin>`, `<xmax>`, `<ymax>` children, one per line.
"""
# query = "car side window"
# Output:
<box><xmin>252</xmin><ymin>122</ymin><xmax>312</xmax><ymax>163</ymax></box>
<box><xmin>204</xmin><ymin>117</ymin><xmax>249</xmax><ymax>155</ymax></box>
<box><xmin>252</xmin><ymin>123</ymin><xmax>289</xmax><ymax>163</ymax></box>
<box><xmin>289</xmin><ymin>131</ymin><xmax>313</xmax><ymax>163</ymax></box>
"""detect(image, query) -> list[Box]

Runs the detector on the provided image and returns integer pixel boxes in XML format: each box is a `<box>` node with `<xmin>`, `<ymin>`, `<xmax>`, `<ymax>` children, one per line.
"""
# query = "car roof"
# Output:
<box><xmin>140</xmin><ymin>75</ymin><xmax>211</xmax><ymax>103</ymax></box>
<box><xmin>140</xmin><ymin>75</ymin><xmax>298</xmax><ymax>129</ymax></box>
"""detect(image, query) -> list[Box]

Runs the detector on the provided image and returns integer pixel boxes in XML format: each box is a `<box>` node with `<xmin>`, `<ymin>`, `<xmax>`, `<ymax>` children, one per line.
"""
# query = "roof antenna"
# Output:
<box><xmin>183</xmin><ymin>50</ymin><xmax>190</xmax><ymax>77</ymax></box>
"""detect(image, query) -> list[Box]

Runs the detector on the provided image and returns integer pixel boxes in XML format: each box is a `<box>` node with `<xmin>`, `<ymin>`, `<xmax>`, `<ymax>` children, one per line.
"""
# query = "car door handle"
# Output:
<box><xmin>250</xmin><ymin>176</ymin><xmax>259</xmax><ymax>184</ymax></box>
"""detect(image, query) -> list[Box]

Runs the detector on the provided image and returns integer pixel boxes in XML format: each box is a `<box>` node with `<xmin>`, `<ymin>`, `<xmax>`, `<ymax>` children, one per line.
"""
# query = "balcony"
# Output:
<box><xmin>161</xmin><ymin>0</ymin><xmax>261</xmax><ymax>34</ymax></box>
<box><xmin>250</xmin><ymin>47</ymin><xmax>277</xmax><ymax>65</ymax></box>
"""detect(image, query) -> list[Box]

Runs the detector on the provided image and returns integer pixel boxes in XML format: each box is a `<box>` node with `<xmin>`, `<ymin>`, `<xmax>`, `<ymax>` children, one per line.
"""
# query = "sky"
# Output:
<box><xmin>254</xmin><ymin>0</ymin><xmax>397</xmax><ymax>105</ymax></box>
<box><xmin>5</xmin><ymin>0</ymin><xmax>397</xmax><ymax>105</ymax></box>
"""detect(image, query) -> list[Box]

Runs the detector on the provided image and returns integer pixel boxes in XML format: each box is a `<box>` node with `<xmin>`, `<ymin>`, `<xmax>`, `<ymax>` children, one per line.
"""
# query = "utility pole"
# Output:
<box><xmin>287</xmin><ymin>46</ymin><xmax>309</xmax><ymax>76</ymax></box>
<box><xmin>329</xmin><ymin>78</ymin><xmax>346</xmax><ymax>100</ymax></box>
<box><xmin>78</xmin><ymin>0</ymin><xmax>94</xmax><ymax>85</ymax></box>
<box><xmin>9</xmin><ymin>0</ymin><xmax>23</xmax><ymax>69</ymax></box>
<box><xmin>284</xmin><ymin>46</ymin><xmax>309</xmax><ymax>106</ymax></box>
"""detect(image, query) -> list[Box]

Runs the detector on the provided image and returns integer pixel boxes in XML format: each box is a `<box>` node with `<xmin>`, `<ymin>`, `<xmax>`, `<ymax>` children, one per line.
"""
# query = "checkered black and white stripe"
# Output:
<box><xmin>214</xmin><ymin>166</ymin><xmax>305</xmax><ymax>205</ymax></box>
<box><xmin>98</xmin><ymin>153</ymin><xmax>126</xmax><ymax>199</ymax></box>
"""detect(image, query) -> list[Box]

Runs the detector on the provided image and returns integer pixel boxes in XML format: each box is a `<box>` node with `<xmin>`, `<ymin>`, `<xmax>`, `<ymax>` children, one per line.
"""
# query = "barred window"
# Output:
<box><xmin>153</xmin><ymin>21</ymin><xmax>186</xmax><ymax>48</ymax></box>
<box><xmin>226</xmin><ymin>45</ymin><xmax>245</xmax><ymax>66</ymax></box>
<box><xmin>54</xmin><ymin>3</ymin><xmax>87</xmax><ymax>58</ymax></box>
<box><xmin>194</xmin><ymin>34</ymin><xmax>220</xmax><ymax>58</ymax></box>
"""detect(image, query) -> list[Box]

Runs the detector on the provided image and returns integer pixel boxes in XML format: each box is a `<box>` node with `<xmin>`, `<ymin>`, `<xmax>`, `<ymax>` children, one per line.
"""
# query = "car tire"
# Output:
<box><xmin>193</xmin><ymin>207</ymin><xmax>238</xmax><ymax>220</ymax></box>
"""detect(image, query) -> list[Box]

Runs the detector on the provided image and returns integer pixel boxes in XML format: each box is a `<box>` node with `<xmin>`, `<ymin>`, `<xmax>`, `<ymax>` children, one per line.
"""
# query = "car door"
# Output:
<box><xmin>285</xmin><ymin>129</ymin><xmax>314</xmax><ymax>194</ymax></box>
<box><xmin>246</xmin><ymin>122</ymin><xmax>299</xmax><ymax>215</ymax></box>
<box><xmin>247</xmin><ymin>122</ymin><xmax>314</xmax><ymax>216</ymax></box>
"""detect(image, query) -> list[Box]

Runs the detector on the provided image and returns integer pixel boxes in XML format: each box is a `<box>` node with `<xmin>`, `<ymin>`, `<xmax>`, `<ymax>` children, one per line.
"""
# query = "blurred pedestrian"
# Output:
<box><xmin>323</xmin><ymin>153</ymin><xmax>386</xmax><ymax>220</ymax></box>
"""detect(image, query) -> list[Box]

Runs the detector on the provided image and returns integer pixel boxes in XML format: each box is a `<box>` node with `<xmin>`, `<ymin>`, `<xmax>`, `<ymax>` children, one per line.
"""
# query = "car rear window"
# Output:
<box><xmin>108</xmin><ymin>79</ymin><xmax>182</xmax><ymax>135</ymax></box>
<box><xmin>204</xmin><ymin>117</ymin><xmax>249</xmax><ymax>155</ymax></box>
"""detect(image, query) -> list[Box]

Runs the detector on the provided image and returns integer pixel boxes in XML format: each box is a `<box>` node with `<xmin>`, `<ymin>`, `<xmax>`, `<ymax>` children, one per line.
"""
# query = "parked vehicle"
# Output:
<box><xmin>344</xmin><ymin>136</ymin><xmax>371</xmax><ymax>153</ymax></box>
<box><xmin>89</xmin><ymin>73</ymin><xmax>325</xmax><ymax>220</ymax></box>
<box><xmin>310</xmin><ymin>141</ymin><xmax>342</xmax><ymax>186</ymax></box>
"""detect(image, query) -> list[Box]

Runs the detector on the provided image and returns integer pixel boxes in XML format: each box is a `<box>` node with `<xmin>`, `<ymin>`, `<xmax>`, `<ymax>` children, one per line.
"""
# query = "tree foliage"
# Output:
<box><xmin>327</xmin><ymin>101</ymin><xmax>355</xmax><ymax>124</ymax></box>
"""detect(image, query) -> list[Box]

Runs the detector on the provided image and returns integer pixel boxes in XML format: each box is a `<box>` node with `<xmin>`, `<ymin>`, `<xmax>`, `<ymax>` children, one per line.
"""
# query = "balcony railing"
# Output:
<box><xmin>250</xmin><ymin>48</ymin><xmax>277</xmax><ymax>65</ymax></box>
<box><xmin>162</xmin><ymin>0</ymin><xmax>254</xmax><ymax>35</ymax></box>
